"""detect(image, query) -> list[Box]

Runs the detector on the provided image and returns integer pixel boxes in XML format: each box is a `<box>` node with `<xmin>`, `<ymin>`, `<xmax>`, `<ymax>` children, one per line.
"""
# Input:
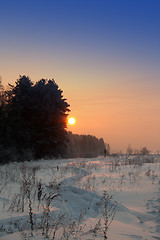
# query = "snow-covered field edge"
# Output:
<box><xmin>0</xmin><ymin>155</ymin><xmax>160</xmax><ymax>239</ymax></box>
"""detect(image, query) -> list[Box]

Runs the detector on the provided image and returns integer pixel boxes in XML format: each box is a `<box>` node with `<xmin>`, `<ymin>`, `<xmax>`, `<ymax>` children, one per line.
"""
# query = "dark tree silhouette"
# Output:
<box><xmin>140</xmin><ymin>146</ymin><xmax>150</xmax><ymax>155</ymax></box>
<box><xmin>5</xmin><ymin>76</ymin><xmax>33</xmax><ymax>150</ymax></box>
<box><xmin>30</xmin><ymin>78</ymin><xmax>70</xmax><ymax>158</ymax></box>
<box><xmin>0</xmin><ymin>80</ymin><xmax>5</xmax><ymax>146</ymax></box>
<box><xmin>0</xmin><ymin>76</ymin><xmax>70</xmax><ymax>161</ymax></box>
<box><xmin>66</xmin><ymin>131</ymin><xmax>106</xmax><ymax>158</ymax></box>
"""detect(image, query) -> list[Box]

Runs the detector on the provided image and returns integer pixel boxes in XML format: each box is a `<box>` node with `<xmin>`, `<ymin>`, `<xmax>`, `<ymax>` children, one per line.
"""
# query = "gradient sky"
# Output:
<box><xmin>0</xmin><ymin>0</ymin><xmax>160</xmax><ymax>152</ymax></box>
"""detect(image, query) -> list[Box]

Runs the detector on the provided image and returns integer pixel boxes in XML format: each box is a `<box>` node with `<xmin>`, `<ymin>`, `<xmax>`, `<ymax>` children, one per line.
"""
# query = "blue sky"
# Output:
<box><xmin>1</xmin><ymin>0</ymin><xmax>159</xmax><ymax>60</ymax></box>
<box><xmin>0</xmin><ymin>0</ymin><xmax>160</xmax><ymax>151</ymax></box>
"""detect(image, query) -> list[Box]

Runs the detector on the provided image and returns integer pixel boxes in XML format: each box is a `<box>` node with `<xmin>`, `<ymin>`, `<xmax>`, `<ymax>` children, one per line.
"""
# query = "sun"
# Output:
<box><xmin>68</xmin><ymin>117</ymin><xmax>76</xmax><ymax>125</ymax></box>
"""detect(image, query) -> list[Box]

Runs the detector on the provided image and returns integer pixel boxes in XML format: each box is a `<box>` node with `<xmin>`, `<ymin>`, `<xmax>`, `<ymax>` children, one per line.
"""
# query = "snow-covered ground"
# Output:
<box><xmin>0</xmin><ymin>155</ymin><xmax>160</xmax><ymax>239</ymax></box>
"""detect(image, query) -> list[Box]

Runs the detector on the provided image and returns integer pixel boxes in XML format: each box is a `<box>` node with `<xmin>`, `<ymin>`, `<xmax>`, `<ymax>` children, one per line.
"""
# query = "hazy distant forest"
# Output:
<box><xmin>0</xmin><ymin>76</ymin><xmax>106</xmax><ymax>163</ymax></box>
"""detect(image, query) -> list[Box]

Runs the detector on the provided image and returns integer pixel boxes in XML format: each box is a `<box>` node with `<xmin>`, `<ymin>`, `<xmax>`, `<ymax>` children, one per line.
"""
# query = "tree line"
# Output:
<box><xmin>0</xmin><ymin>76</ymin><xmax>106</xmax><ymax>163</ymax></box>
<box><xmin>126</xmin><ymin>144</ymin><xmax>150</xmax><ymax>155</ymax></box>
<box><xmin>66</xmin><ymin>131</ymin><xmax>106</xmax><ymax>158</ymax></box>
<box><xmin>0</xmin><ymin>76</ymin><xmax>70</xmax><ymax>162</ymax></box>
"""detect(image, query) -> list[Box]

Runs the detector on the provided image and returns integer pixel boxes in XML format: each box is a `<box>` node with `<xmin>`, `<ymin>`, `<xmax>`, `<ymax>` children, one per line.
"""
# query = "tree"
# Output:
<box><xmin>4</xmin><ymin>76</ymin><xmax>34</xmax><ymax>150</ymax></box>
<box><xmin>0</xmin><ymin>79</ymin><xmax>7</xmax><ymax>146</ymax></box>
<box><xmin>30</xmin><ymin>78</ymin><xmax>70</xmax><ymax>158</ymax></box>
<box><xmin>126</xmin><ymin>144</ymin><xmax>132</xmax><ymax>155</ymax></box>
<box><xmin>1</xmin><ymin>76</ymin><xmax>70</xmax><ymax>160</ymax></box>
<box><xmin>140</xmin><ymin>146</ymin><xmax>150</xmax><ymax>155</ymax></box>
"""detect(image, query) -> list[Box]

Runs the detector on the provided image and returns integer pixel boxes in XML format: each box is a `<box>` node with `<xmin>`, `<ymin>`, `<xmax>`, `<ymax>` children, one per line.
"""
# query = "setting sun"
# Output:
<box><xmin>68</xmin><ymin>117</ymin><xmax>76</xmax><ymax>125</ymax></box>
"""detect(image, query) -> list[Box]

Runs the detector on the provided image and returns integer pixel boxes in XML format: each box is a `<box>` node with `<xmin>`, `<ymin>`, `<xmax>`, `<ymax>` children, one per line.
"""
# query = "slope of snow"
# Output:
<box><xmin>0</xmin><ymin>155</ymin><xmax>160</xmax><ymax>239</ymax></box>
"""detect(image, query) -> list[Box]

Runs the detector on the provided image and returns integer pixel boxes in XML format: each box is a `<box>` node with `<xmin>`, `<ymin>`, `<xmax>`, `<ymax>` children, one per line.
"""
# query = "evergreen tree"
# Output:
<box><xmin>1</xmin><ymin>76</ymin><xmax>70</xmax><ymax>160</ymax></box>
<box><xmin>0</xmin><ymin>80</ymin><xmax>5</xmax><ymax>146</ymax></box>
<box><xmin>5</xmin><ymin>76</ymin><xmax>33</xmax><ymax>150</ymax></box>
<box><xmin>30</xmin><ymin>78</ymin><xmax>70</xmax><ymax>158</ymax></box>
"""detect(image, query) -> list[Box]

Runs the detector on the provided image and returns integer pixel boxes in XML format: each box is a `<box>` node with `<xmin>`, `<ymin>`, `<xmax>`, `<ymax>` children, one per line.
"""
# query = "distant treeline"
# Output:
<box><xmin>0</xmin><ymin>76</ymin><xmax>106</xmax><ymax>163</ymax></box>
<box><xmin>126</xmin><ymin>144</ymin><xmax>150</xmax><ymax>155</ymax></box>
<box><xmin>66</xmin><ymin>131</ymin><xmax>106</xmax><ymax>158</ymax></box>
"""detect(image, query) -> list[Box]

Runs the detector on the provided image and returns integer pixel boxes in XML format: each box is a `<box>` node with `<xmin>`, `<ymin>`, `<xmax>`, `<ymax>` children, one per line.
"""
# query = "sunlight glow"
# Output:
<box><xmin>68</xmin><ymin>117</ymin><xmax>76</xmax><ymax>125</ymax></box>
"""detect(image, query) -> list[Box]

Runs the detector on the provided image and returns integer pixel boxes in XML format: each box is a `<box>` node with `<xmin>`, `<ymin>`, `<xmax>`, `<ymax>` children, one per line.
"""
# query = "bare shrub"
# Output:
<box><xmin>96</xmin><ymin>191</ymin><xmax>117</xmax><ymax>239</ymax></box>
<box><xmin>40</xmin><ymin>192</ymin><xmax>59</xmax><ymax>238</ymax></box>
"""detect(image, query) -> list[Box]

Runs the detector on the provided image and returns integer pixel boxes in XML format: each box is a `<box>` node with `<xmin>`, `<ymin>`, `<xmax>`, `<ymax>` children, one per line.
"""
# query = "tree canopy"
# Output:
<box><xmin>0</xmin><ymin>76</ymin><xmax>70</xmax><ymax>161</ymax></box>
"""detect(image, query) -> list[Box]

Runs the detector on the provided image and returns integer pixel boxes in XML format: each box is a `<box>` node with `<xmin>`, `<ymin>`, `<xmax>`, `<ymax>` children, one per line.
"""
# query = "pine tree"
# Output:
<box><xmin>1</xmin><ymin>76</ymin><xmax>70</xmax><ymax>160</ymax></box>
<box><xmin>30</xmin><ymin>78</ymin><xmax>70</xmax><ymax>158</ymax></box>
<box><xmin>5</xmin><ymin>76</ymin><xmax>33</xmax><ymax>151</ymax></box>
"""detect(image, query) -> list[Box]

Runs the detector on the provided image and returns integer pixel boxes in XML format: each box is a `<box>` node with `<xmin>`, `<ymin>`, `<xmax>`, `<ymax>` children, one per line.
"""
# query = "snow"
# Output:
<box><xmin>0</xmin><ymin>155</ymin><xmax>160</xmax><ymax>239</ymax></box>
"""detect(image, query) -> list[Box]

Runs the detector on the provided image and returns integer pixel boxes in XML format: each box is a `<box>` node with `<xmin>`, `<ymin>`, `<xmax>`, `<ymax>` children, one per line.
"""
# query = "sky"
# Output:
<box><xmin>0</xmin><ymin>0</ymin><xmax>160</xmax><ymax>152</ymax></box>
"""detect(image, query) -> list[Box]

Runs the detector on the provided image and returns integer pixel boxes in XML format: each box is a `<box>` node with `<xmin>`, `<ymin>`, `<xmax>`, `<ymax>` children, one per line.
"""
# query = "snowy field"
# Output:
<box><xmin>0</xmin><ymin>155</ymin><xmax>160</xmax><ymax>240</ymax></box>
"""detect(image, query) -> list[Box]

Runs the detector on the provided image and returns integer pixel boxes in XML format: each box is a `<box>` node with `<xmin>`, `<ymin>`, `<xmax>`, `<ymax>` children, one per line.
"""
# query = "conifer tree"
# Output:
<box><xmin>1</xmin><ymin>76</ymin><xmax>70</xmax><ymax>160</ymax></box>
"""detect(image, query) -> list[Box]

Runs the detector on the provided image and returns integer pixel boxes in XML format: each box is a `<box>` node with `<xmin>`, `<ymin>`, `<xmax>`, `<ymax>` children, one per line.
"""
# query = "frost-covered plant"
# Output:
<box><xmin>97</xmin><ymin>191</ymin><xmax>117</xmax><ymax>239</ymax></box>
<box><xmin>26</xmin><ymin>187</ymin><xmax>34</xmax><ymax>235</ymax></box>
<box><xmin>40</xmin><ymin>192</ymin><xmax>59</xmax><ymax>238</ymax></box>
<box><xmin>145</xmin><ymin>168</ymin><xmax>158</xmax><ymax>184</ymax></box>
<box><xmin>90</xmin><ymin>219</ymin><xmax>102</xmax><ymax>238</ymax></box>
<box><xmin>119</xmin><ymin>174</ymin><xmax>125</xmax><ymax>190</ymax></box>
<box><xmin>83</xmin><ymin>175</ymin><xmax>96</xmax><ymax>192</ymax></box>
<box><xmin>60</xmin><ymin>211</ymin><xmax>86</xmax><ymax>240</ymax></box>
<box><xmin>50</xmin><ymin>213</ymin><xmax>66</xmax><ymax>239</ymax></box>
